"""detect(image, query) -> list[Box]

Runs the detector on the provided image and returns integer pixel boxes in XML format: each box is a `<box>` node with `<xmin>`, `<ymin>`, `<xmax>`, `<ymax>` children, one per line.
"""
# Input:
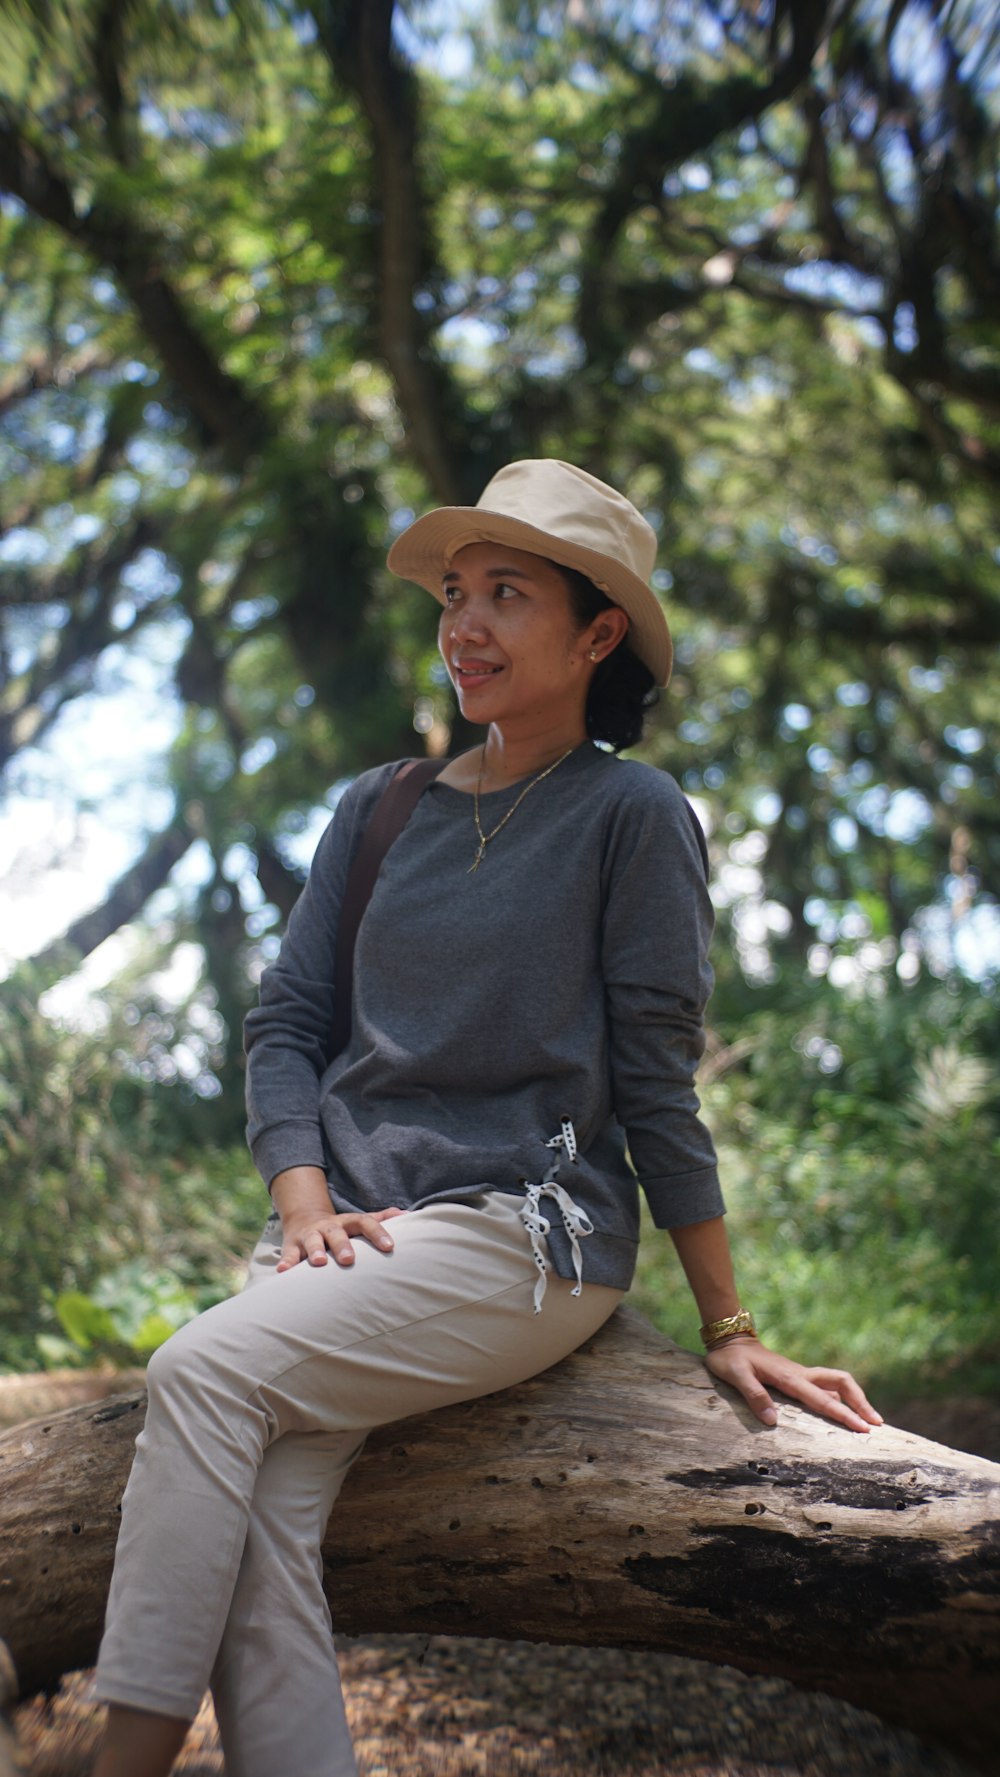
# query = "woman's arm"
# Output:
<box><xmin>669</xmin><ymin>1216</ymin><xmax>883</xmax><ymax>1434</ymax></box>
<box><xmin>244</xmin><ymin>767</ymin><xmax>394</xmax><ymax>1190</ymax></box>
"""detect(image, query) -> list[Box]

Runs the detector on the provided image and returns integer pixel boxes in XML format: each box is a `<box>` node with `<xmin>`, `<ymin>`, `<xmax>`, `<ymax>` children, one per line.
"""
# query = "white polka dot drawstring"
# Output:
<box><xmin>518</xmin><ymin>1117</ymin><xmax>594</xmax><ymax>1313</ymax></box>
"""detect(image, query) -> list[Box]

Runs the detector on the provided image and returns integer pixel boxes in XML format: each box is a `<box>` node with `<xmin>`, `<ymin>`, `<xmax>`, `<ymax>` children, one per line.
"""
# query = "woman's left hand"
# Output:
<box><xmin>704</xmin><ymin>1336</ymin><xmax>883</xmax><ymax>1433</ymax></box>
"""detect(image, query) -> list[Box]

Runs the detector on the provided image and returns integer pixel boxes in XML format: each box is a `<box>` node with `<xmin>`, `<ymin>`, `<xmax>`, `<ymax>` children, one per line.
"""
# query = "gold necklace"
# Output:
<box><xmin>469</xmin><ymin>745</ymin><xmax>575</xmax><ymax>873</ymax></box>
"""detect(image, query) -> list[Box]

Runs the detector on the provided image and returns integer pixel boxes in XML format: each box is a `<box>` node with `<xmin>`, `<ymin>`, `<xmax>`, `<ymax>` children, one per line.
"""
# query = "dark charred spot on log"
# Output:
<box><xmin>531</xmin><ymin>1477</ymin><xmax>544</xmax><ymax>1488</ymax></box>
<box><xmin>40</xmin><ymin>1567</ymin><xmax>47</xmax><ymax>1575</ymax></box>
<box><xmin>448</xmin><ymin>1519</ymin><xmax>460</xmax><ymax>1530</ymax></box>
<box><xmin>623</xmin><ymin>1525</ymin><xmax>999</xmax><ymax>1643</ymax></box>
<box><xmin>406</xmin><ymin>1555</ymin><xmax>516</xmax><ymax>1579</ymax></box>
<box><xmin>674</xmin><ymin>1459</ymin><xmax>963</xmax><ymax>1512</ymax></box>
<box><xmin>92</xmin><ymin>1398</ymin><xmax>143</xmax><ymax>1425</ymax></box>
<box><xmin>550</xmin><ymin>1572</ymin><xmax>572</xmax><ymax>1586</ymax></box>
<box><xmin>484</xmin><ymin>1475</ymin><xmax>499</xmax><ymax>1485</ymax></box>
<box><xmin>558</xmin><ymin>1471</ymin><xmax>568</xmax><ymax>1482</ymax></box>
<box><xmin>586</xmin><ymin>1453</ymin><xmax>597</xmax><ymax>1463</ymax></box>
<box><xmin>548</xmin><ymin>1545</ymin><xmax>569</xmax><ymax>1558</ymax></box>
<box><xmin>744</xmin><ymin>1503</ymin><xmax>764</xmax><ymax>1515</ymax></box>
<box><xmin>70</xmin><ymin>1524</ymin><xmax>82</xmax><ymax>1534</ymax></box>
<box><xmin>814</xmin><ymin>1521</ymin><xmax>833</xmax><ymax>1531</ymax></box>
<box><xmin>516</xmin><ymin>1415</ymin><xmax>530</xmax><ymax>1425</ymax></box>
<box><xmin>628</xmin><ymin>1524</ymin><xmax>646</xmax><ymax>1536</ymax></box>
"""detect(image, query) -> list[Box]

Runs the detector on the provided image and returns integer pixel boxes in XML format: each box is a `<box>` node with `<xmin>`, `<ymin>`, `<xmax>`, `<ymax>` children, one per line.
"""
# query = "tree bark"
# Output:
<box><xmin>0</xmin><ymin>1370</ymin><xmax>145</xmax><ymax>1434</ymax></box>
<box><xmin>0</xmin><ymin>1640</ymin><xmax>19</xmax><ymax>1777</ymax></box>
<box><xmin>0</xmin><ymin>1307</ymin><xmax>997</xmax><ymax>1769</ymax></box>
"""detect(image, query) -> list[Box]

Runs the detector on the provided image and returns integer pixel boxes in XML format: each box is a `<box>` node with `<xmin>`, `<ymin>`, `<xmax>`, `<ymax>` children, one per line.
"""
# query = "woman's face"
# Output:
<box><xmin>438</xmin><ymin>542</ymin><xmax>608</xmax><ymax>729</ymax></box>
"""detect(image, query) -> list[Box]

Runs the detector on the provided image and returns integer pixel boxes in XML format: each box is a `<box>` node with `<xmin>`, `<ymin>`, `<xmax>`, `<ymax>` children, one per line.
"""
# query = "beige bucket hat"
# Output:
<box><xmin>386</xmin><ymin>459</ymin><xmax>673</xmax><ymax>687</ymax></box>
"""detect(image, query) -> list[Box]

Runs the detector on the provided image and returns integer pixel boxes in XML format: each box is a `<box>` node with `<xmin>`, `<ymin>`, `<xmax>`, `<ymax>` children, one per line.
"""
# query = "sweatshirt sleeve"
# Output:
<box><xmin>600</xmin><ymin>771</ymin><xmax>724</xmax><ymax>1229</ymax></box>
<box><xmin>243</xmin><ymin>765</ymin><xmax>395</xmax><ymax>1190</ymax></box>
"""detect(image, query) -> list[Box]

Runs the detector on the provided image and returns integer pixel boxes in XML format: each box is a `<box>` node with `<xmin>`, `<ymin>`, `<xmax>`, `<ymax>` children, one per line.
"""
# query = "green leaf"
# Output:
<box><xmin>131</xmin><ymin>1312</ymin><xmax>181</xmax><ymax>1355</ymax></box>
<box><xmin>54</xmin><ymin>1290</ymin><xmax>120</xmax><ymax>1350</ymax></box>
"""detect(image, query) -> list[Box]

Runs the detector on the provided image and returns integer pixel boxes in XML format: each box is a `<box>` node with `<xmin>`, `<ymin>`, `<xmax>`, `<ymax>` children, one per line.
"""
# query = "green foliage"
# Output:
<box><xmin>45</xmin><ymin>1265</ymin><xmax>203</xmax><ymax>1366</ymax></box>
<box><xmin>1</xmin><ymin>2</ymin><xmax>998</xmax><ymax>1401</ymax></box>
<box><xmin>0</xmin><ymin>980</ymin><xmax>266</xmax><ymax>1370</ymax></box>
<box><xmin>632</xmin><ymin>975</ymin><xmax>1000</xmax><ymax>1400</ymax></box>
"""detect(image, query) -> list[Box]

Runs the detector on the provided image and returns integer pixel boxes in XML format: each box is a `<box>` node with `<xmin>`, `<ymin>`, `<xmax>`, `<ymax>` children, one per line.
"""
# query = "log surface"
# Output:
<box><xmin>0</xmin><ymin>1307</ymin><xmax>997</xmax><ymax>1768</ymax></box>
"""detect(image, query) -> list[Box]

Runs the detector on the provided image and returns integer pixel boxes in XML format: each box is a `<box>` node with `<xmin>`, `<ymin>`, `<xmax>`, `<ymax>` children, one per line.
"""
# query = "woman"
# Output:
<box><xmin>93</xmin><ymin>459</ymin><xmax>881</xmax><ymax>1777</ymax></box>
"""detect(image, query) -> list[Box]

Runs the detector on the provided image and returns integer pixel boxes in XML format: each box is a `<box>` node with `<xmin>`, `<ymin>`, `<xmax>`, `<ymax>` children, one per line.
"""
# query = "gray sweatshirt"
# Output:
<box><xmin>244</xmin><ymin>741</ymin><xmax>724</xmax><ymax>1292</ymax></box>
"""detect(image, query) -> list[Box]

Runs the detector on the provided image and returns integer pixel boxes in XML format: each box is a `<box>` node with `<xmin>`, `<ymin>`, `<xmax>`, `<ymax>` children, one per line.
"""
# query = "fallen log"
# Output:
<box><xmin>0</xmin><ymin>1368</ymin><xmax>146</xmax><ymax>1432</ymax></box>
<box><xmin>0</xmin><ymin>1306</ymin><xmax>997</xmax><ymax>1769</ymax></box>
<box><xmin>0</xmin><ymin>1640</ymin><xmax>21</xmax><ymax>1777</ymax></box>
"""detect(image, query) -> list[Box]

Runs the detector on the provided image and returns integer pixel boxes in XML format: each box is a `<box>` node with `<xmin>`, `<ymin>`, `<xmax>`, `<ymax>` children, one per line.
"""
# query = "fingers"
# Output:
<box><xmin>275</xmin><ymin>1209</ymin><xmax>405</xmax><ymax>1273</ymax></box>
<box><xmin>706</xmin><ymin>1347</ymin><xmax>883</xmax><ymax>1434</ymax></box>
<box><xmin>787</xmin><ymin>1374</ymin><xmax>877</xmax><ymax>1433</ymax></box>
<box><xmin>804</xmin><ymin>1368</ymin><xmax>884</xmax><ymax>1425</ymax></box>
<box><xmin>739</xmin><ymin>1378</ymin><xmax>778</xmax><ymax>1427</ymax></box>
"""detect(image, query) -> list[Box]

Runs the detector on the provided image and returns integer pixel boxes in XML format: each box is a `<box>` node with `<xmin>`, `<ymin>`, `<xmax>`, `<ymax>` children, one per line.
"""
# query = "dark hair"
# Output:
<box><xmin>555</xmin><ymin>563</ymin><xmax>659</xmax><ymax>752</ymax></box>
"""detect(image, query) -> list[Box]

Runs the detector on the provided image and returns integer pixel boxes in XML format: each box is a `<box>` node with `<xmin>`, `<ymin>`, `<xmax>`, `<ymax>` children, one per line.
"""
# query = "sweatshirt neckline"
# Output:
<box><xmin>427</xmin><ymin>740</ymin><xmax>607</xmax><ymax>806</ymax></box>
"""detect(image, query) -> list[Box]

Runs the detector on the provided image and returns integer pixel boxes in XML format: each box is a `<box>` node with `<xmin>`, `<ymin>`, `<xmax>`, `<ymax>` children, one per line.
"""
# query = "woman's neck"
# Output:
<box><xmin>479</xmin><ymin>719</ymin><xmax>586</xmax><ymax>789</ymax></box>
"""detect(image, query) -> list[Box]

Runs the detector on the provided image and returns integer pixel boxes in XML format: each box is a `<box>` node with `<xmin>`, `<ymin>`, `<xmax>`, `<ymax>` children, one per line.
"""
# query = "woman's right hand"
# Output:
<box><xmin>269</xmin><ymin>1165</ymin><xmax>407</xmax><ymax>1272</ymax></box>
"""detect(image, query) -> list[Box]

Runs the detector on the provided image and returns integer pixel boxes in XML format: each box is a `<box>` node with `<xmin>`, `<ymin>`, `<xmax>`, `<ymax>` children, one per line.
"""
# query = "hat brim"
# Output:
<box><xmin>387</xmin><ymin>506</ymin><xmax>672</xmax><ymax>688</ymax></box>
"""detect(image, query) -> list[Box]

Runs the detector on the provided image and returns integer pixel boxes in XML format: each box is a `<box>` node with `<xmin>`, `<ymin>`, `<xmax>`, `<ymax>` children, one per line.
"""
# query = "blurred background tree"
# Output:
<box><xmin>0</xmin><ymin>0</ymin><xmax>997</xmax><ymax>1389</ymax></box>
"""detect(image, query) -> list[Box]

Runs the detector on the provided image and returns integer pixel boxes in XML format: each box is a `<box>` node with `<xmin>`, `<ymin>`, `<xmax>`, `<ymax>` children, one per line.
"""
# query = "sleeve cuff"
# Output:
<box><xmin>250</xmin><ymin>1122</ymin><xmax>329</xmax><ymax>1193</ymax></box>
<box><xmin>641</xmin><ymin>1167</ymin><xmax>726</xmax><ymax>1229</ymax></box>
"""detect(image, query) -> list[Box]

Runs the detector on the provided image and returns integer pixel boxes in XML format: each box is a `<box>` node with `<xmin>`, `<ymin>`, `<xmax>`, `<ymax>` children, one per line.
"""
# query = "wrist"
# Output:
<box><xmin>270</xmin><ymin>1166</ymin><xmax>332</xmax><ymax>1220</ymax></box>
<box><xmin>700</xmin><ymin>1308</ymin><xmax>758</xmax><ymax>1350</ymax></box>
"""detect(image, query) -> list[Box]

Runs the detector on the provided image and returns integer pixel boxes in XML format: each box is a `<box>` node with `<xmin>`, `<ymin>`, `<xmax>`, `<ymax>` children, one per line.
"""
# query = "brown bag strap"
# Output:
<box><xmin>329</xmin><ymin>756</ymin><xmax>448</xmax><ymax>1060</ymax></box>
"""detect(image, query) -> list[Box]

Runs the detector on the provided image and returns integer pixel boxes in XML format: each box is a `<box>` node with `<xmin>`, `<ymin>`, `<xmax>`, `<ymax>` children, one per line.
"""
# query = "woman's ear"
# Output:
<box><xmin>588</xmin><ymin>607</ymin><xmax>630</xmax><ymax>662</ymax></box>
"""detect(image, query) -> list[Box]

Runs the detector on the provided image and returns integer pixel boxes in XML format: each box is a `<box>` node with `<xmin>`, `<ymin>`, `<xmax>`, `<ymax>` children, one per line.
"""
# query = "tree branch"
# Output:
<box><xmin>90</xmin><ymin>0</ymin><xmax>135</xmax><ymax>166</ymax></box>
<box><xmin>577</xmin><ymin>2</ymin><xmax>839</xmax><ymax>368</ymax></box>
<box><xmin>27</xmin><ymin>812</ymin><xmax>195</xmax><ymax>971</ymax></box>
<box><xmin>0</xmin><ymin>344</ymin><xmax>112</xmax><ymax>416</ymax></box>
<box><xmin>0</xmin><ymin>516</ymin><xmax>163</xmax><ymax>768</ymax></box>
<box><xmin>309</xmin><ymin>0</ymin><xmax>476</xmax><ymax>500</ymax></box>
<box><xmin>0</xmin><ymin>114</ymin><xmax>271</xmax><ymax>463</ymax></box>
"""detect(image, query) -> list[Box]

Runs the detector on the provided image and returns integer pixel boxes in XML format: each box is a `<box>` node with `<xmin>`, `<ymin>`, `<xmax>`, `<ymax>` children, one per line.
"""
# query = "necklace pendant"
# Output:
<box><xmin>468</xmin><ymin>842</ymin><xmax>486</xmax><ymax>875</ymax></box>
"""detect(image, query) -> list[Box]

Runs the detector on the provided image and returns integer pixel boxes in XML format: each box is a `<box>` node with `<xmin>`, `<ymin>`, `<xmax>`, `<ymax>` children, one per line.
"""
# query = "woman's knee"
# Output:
<box><xmin>145</xmin><ymin>1311</ymin><xmax>221</xmax><ymax>1404</ymax></box>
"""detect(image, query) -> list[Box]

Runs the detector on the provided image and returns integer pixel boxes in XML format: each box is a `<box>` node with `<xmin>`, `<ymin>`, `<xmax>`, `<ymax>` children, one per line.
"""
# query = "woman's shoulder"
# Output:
<box><xmin>310</xmin><ymin>758</ymin><xmax>417</xmax><ymax>871</ymax></box>
<box><xmin>591</xmin><ymin>753</ymin><xmax>708</xmax><ymax>876</ymax></box>
<box><xmin>334</xmin><ymin>756</ymin><xmax>423</xmax><ymax>816</ymax></box>
<box><xmin>590</xmin><ymin>750</ymin><xmax>690</xmax><ymax>819</ymax></box>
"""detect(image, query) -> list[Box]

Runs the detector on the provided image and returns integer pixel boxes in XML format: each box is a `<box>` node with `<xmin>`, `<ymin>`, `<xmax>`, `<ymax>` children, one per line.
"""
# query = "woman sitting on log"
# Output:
<box><xmin>91</xmin><ymin>460</ymin><xmax>882</xmax><ymax>1777</ymax></box>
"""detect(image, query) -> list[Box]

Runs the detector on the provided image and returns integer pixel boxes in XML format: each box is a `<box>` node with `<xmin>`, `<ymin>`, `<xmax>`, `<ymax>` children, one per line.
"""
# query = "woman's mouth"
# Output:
<box><xmin>454</xmin><ymin>661</ymin><xmax>504</xmax><ymax>689</ymax></box>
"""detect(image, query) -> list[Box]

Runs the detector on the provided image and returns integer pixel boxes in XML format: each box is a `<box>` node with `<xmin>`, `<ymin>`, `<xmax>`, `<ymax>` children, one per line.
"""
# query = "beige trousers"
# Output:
<box><xmin>94</xmin><ymin>1190</ymin><xmax>624</xmax><ymax>1777</ymax></box>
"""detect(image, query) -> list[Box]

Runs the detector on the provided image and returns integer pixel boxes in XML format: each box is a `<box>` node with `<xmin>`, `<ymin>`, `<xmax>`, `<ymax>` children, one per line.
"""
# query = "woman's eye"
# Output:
<box><xmin>495</xmin><ymin>582</ymin><xmax>520</xmax><ymax>600</ymax></box>
<box><xmin>443</xmin><ymin>586</ymin><xmax>461</xmax><ymax>605</ymax></box>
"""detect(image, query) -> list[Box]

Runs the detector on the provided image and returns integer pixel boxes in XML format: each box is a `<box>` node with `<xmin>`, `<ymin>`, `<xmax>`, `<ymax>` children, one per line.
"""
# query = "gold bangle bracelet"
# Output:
<box><xmin>700</xmin><ymin>1308</ymin><xmax>757</xmax><ymax>1347</ymax></box>
<box><xmin>704</xmin><ymin>1330</ymin><xmax>759</xmax><ymax>1352</ymax></box>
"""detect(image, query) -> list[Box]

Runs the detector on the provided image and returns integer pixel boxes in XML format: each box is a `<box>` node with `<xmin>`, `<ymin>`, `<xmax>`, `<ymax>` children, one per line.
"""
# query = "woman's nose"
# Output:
<box><xmin>448</xmin><ymin>598</ymin><xmax>489</xmax><ymax>641</ymax></box>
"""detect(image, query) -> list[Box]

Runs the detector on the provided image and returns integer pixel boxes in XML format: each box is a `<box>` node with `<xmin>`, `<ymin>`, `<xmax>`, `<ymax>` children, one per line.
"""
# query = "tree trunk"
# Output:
<box><xmin>0</xmin><ymin>1307</ymin><xmax>997</xmax><ymax>1769</ymax></box>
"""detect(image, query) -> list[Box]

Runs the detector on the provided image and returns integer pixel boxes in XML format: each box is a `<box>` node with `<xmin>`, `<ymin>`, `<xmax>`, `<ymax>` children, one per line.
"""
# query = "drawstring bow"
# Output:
<box><xmin>518</xmin><ymin>1117</ymin><xmax>594</xmax><ymax>1313</ymax></box>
